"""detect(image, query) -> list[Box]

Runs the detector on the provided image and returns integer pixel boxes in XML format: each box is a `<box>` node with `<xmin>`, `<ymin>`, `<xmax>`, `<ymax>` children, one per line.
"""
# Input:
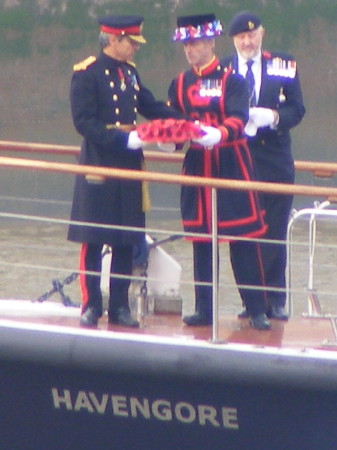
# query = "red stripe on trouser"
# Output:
<box><xmin>79</xmin><ymin>243</ymin><xmax>89</xmax><ymax>313</ymax></box>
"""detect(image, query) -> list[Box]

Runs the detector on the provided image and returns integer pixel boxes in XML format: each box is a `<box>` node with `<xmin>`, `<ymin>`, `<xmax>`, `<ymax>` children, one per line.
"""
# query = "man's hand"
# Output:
<box><xmin>127</xmin><ymin>130</ymin><xmax>145</xmax><ymax>150</ymax></box>
<box><xmin>244</xmin><ymin>117</ymin><xmax>258</xmax><ymax>137</ymax></box>
<box><xmin>193</xmin><ymin>125</ymin><xmax>221</xmax><ymax>147</ymax></box>
<box><xmin>249</xmin><ymin>107</ymin><xmax>276</xmax><ymax>129</ymax></box>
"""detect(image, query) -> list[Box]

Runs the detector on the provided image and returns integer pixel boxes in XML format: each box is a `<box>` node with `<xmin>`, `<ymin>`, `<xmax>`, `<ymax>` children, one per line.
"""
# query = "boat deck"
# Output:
<box><xmin>2</xmin><ymin>300</ymin><xmax>337</xmax><ymax>450</ymax></box>
<box><xmin>1</xmin><ymin>299</ymin><xmax>337</xmax><ymax>353</ymax></box>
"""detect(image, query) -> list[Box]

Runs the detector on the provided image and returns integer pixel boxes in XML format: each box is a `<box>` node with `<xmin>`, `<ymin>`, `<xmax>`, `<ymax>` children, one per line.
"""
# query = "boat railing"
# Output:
<box><xmin>287</xmin><ymin>200</ymin><xmax>337</xmax><ymax>345</ymax></box>
<box><xmin>2</xmin><ymin>142</ymin><xmax>337</xmax><ymax>342</ymax></box>
<box><xmin>1</xmin><ymin>139</ymin><xmax>337</xmax><ymax>178</ymax></box>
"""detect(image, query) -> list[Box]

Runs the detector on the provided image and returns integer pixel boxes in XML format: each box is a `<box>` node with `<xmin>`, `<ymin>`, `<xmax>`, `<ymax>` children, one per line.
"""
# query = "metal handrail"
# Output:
<box><xmin>1</xmin><ymin>139</ymin><xmax>337</xmax><ymax>179</ymax></box>
<box><xmin>2</xmin><ymin>149</ymin><xmax>337</xmax><ymax>342</ymax></box>
<box><xmin>286</xmin><ymin>204</ymin><xmax>337</xmax><ymax>343</ymax></box>
<box><xmin>2</xmin><ymin>155</ymin><xmax>337</xmax><ymax>200</ymax></box>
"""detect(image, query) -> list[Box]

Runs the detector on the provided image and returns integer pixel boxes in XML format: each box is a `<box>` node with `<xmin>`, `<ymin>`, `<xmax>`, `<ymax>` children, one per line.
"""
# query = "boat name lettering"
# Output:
<box><xmin>51</xmin><ymin>388</ymin><xmax>239</xmax><ymax>430</ymax></box>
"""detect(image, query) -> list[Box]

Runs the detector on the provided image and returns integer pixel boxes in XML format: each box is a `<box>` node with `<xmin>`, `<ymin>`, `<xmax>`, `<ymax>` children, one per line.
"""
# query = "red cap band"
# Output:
<box><xmin>101</xmin><ymin>24</ymin><xmax>141</xmax><ymax>35</ymax></box>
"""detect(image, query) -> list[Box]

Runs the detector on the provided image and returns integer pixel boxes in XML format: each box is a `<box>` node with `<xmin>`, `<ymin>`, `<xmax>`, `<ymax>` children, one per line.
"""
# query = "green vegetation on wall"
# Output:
<box><xmin>0</xmin><ymin>0</ymin><xmax>336</xmax><ymax>164</ymax></box>
<box><xmin>1</xmin><ymin>0</ymin><xmax>337</xmax><ymax>58</ymax></box>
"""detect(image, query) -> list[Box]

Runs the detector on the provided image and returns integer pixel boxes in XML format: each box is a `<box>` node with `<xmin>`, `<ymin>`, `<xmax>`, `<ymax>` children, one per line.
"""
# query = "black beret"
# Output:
<box><xmin>98</xmin><ymin>15</ymin><xmax>146</xmax><ymax>43</ymax></box>
<box><xmin>229</xmin><ymin>11</ymin><xmax>261</xmax><ymax>37</ymax></box>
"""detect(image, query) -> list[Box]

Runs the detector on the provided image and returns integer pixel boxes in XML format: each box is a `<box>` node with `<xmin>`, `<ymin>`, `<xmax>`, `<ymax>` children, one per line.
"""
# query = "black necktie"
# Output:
<box><xmin>246</xmin><ymin>60</ymin><xmax>256</xmax><ymax>106</ymax></box>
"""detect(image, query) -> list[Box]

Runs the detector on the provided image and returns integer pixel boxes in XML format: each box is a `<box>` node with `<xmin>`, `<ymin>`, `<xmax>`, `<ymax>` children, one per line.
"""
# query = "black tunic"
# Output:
<box><xmin>68</xmin><ymin>52</ymin><xmax>181</xmax><ymax>246</ymax></box>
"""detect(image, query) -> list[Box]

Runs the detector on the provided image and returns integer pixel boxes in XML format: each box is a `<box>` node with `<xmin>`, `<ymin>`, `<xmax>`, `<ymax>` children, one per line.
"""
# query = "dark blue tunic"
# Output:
<box><xmin>221</xmin><ymin>51</ymin><xmax>305</xmax><ymax>307</ymax></box>
<box><xmin>68</xmin><ymin>52</ymin><xmax>181</xmax><ymax>246</ymax></box>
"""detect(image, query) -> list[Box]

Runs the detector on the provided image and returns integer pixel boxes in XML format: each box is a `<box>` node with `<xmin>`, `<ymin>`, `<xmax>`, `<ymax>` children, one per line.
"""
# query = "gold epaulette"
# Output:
<box><xmin>126</xmin><ymin>60</ymin><xmax>136</xmax><ymax>68</ymax></box>
<box><xmin>73</xmin><ymin>56</ymin><xmax>96</xmax><ymax>72</ymax></box>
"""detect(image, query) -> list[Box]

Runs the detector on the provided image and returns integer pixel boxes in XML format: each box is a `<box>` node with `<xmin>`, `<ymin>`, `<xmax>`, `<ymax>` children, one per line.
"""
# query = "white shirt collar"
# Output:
<box><xmin>237</xmin><ymin>53</ymin><xmax>261</xmax><ymax>74</ymax></box>
<box><xmin>237</xmin><ymin>53</ymin><xmax>262</xmax><ymax>103</ymax></box>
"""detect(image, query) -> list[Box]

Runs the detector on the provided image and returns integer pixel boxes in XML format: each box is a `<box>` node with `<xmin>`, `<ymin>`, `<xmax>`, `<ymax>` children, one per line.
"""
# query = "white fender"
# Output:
<box><xmin>145</xmin><ymin>235</ymin><xmax>181</xmax><ymax>297</ymax></box>
<box><xmin>100</xmin><ymin>237</ymin><xmax>182</xmax><ymax>297</ymax></box>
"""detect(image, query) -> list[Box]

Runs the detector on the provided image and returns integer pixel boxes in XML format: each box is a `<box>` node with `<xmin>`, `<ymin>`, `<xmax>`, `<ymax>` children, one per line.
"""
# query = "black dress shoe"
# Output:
<box><xmin>267</xmin><ymin>306</ymin><xmax>288</xmax><ymax>321</ymax></box>
<box><xmin>109</xmin><ymin>307</ymin><xmax>140</xmax><ymax>328</ymax></box>
<box><xmin>80</xmin><ymin>307</ymin><xmax>100</xmax><ymax>327</ymax></box>
<box><xmin>237</xmin><ymin>308</ymin><xmax>249</xmax><ymax>319</ymax></box>
<box><xmin>183</xmin><ymin>312</ymin><xmax>212</xmax><ymax>326</ymax></box>
<box><xmin>249</xmin><ymin>313</ymin><xmax>271</xmax><ymax>330</ymax></box>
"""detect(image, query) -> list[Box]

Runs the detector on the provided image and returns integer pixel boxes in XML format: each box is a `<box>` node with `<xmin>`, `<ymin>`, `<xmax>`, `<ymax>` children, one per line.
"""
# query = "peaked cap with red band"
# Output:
<box><xmin>98</xmin><ymin>15</ymin><xmax>146</xmax><ymax>44</ymax></box>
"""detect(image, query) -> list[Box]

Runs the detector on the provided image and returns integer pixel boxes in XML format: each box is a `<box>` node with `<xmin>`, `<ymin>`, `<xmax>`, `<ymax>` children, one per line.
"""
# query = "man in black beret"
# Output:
<box><xmin>168</xmin><ymin>14</ymin><xmax>270</xmax><ymax>330</ymax></box>
<box><xmin>221</xmin><ymin>11</ymin><xmax>305</xmax><ymax>321</ymax></box>
<box><xmin>68</xmin><ymin>15</ymin><xmax>183</xmax><ymax>328</ymax></box>
<box><xmin>228</xmin><ymin>11</ymin><xmax>261</xmax><ymax>38</ymax></box>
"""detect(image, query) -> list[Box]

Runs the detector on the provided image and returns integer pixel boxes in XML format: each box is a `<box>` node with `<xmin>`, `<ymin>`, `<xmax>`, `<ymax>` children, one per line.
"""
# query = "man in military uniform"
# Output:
<box><xmin>68</xmin><ymin>15</ymin><xmax>182</xmax><ymax>327</ymax></box>
<box><xmin>221</xmin><ymin>11</ymin><xmax>305</xmax><ymax>320</ymax></box>
<box><xmin>168</xmin><ymin>14</ymin><xmax>270</xmax><ymax>330</ymax></box>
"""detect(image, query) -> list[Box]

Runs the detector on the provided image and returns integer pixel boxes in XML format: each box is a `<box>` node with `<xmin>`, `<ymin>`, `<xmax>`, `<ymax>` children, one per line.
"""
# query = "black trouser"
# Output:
<box><xmin>79</xmin><ymin>242</ymin><xmax>133</xmax><ymax>316</ymax></box>
<box><xmin>229</xmin><ymin>240</ymin><xmax>267</xmax><ymax>316</ymax></box>
<box><xmin>258</xmin><ymin>191</ymin><xmax>293</xmax><ymax>308</ymax></box>
<box><xmin>193</xmin><ymin>240</ymin><xmax>267</xmax><ymax>318</ymax></box>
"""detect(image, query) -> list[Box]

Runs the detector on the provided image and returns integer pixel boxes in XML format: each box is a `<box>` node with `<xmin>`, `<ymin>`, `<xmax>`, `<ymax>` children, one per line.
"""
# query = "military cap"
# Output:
<box><xmin>173</xmin><ymin>13</ymin><xmax>224</xmax><ymax>42</ymax></box>
<box><xmin>98</xmin><ymin>15</ymin><xmax>146</xmax><ymax>44</ymax></box>
<box><xmin>228</xmin><ymin>11</ymin><xmax>261</xmax><ymax>37</ymax></box>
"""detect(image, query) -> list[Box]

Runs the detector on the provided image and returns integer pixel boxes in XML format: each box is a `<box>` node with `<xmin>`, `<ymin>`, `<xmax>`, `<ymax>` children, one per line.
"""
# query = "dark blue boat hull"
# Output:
<box><xmin>1</xmin><ymin>323</ymin><xmax>337</xmax><ymax>450</ymax></box>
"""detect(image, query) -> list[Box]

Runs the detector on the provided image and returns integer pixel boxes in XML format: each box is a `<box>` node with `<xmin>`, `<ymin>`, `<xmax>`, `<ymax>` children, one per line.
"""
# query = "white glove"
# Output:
<box><xmin>244</xmin><ymin>117</ymin><xmax>258</xmax><ymax>137</ymax></box>
<box><xmin>127</xmin><ymin>130</ymin><xmax>144</xmax><ymax>150</ymax></box>
<box><xmin>194</xmin><ymin>125</ymin><xmax>221</xmax><ymax>147</ymax></box>
<box><xmin>157</xmin><ymin>142</ymin><xmax>176</xmax><ymax>153</ymax></box>
<box><xmin>249</xmin><ymin>107</ymin><xmax>275</xmax><ymax>129</ymax></box>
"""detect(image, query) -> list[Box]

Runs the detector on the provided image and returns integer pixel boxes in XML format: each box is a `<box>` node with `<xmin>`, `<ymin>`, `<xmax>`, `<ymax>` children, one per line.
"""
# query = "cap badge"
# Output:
<box><xmin>248</xmin><ymin>21</ymin><xmax>255</xmax><ymax>30</ymax></box>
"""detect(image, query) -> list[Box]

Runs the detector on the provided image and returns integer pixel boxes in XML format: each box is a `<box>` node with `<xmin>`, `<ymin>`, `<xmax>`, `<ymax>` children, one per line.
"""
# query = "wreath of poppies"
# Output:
<box><xmin>137</xmin><ymin>119</ymin><xmax>204</xmax><ymax>143</ymax></box>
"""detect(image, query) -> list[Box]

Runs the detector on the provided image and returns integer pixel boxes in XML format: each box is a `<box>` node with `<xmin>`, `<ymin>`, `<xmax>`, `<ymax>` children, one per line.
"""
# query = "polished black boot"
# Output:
<box><xmin>80</xmin><ymin>307</ymin><xmax>100</xmax><ymax>327</ymax></box>
<box><xmin>183</xmin><ymin>312</ymin><xmax>212</xmax><ymax>326</ymax></box>
<box><xmin>109</xmin><ymin>306</ymin><xmax>140</xmax><ymax>328</ymax></box>
<box><xmin>249</xmin><ymin>313</ymin><xmax>271</xmax><ymax>330</ymax></box>
<box><xmin>266</xmin><ymin>306</ymin><xmax>288</xmax><ymax>321</ymax></box>
<box><xmin>241</xmin><ymin>306</ymin><xmax>288</xmax><ymax>321</ymax></box>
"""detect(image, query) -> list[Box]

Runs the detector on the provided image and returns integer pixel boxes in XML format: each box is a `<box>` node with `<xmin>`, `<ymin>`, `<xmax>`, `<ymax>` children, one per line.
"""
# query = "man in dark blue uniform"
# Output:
<box><xmin>168</xmin><ymin>14</ymin><xmax>270</xmax><ymax>330</ymax></box>
<box><xmin>221</xmin><ymin>11</ymin><xmax>305</xmax><ymax>320</ymax></box>
<box><xmin>68</xmin><ymin>15</ymin><xmax>182</xmax><ymax>327</ymax></box>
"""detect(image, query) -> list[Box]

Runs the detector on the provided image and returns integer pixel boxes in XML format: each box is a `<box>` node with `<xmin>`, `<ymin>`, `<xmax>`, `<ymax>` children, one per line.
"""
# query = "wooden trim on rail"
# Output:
<box><xmin>0</xmin><ymin>140</ymin><xmax>337</xmax><ymax>177</ymax></box>
<box><xmin>1</xmin><ymin>155</ymin><xmax>337</xmax><ymax>201</ymax></box>
<box><xmin>0</xmin><ymin>140</ymin><xmax>79</xmax><ymax>156</ymax></box>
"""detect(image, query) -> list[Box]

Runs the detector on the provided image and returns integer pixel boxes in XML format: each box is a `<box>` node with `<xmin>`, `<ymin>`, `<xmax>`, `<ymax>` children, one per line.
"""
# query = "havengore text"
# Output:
<box><xmin>51</xmin><ymin>388</ymin><xmax>239</xmax><ymax>430</ymax></box>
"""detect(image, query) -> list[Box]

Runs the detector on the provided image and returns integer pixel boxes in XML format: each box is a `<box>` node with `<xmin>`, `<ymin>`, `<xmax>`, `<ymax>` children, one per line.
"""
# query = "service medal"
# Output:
<box><xmin>279</xmin><ymin>87</ymin><xmax>286</xmax><ymax>103</ymax></box>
